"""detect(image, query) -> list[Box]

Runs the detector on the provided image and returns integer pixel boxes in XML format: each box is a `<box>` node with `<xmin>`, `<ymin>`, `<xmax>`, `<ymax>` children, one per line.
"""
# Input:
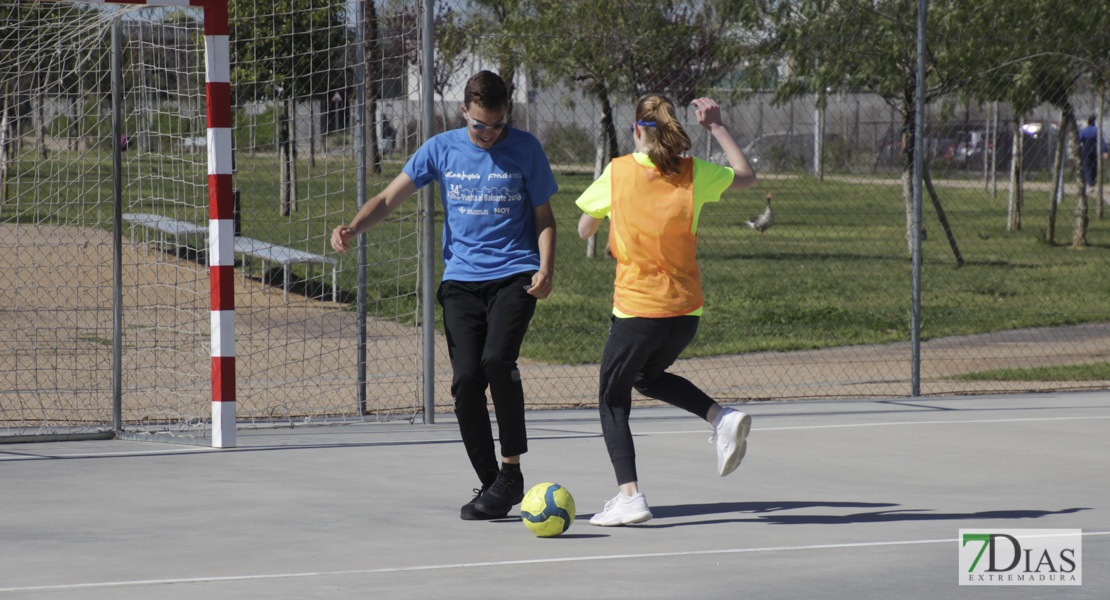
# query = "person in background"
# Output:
<box><xmin>1078</xmin><ymin>115</ymin><xmax>1108</xmax><ymax>189</ymax></box>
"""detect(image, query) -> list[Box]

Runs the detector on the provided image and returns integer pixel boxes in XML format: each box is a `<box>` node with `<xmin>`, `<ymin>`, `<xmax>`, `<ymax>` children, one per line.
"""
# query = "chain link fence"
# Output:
<box><xmin>2</xmin><ymin>0</ymin><xmax>1108</xmax><ymax>440</ymax></box>
<box><xmin>437</xmin><ymin>0</ymin><xmax>1110</xmax><ymax>408</ymax></box>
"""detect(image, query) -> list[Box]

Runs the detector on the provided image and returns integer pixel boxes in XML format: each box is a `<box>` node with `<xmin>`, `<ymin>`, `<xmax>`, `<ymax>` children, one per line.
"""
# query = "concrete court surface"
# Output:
<box><xmin>1</xmin><ymin>391</ymin><xmax>1108</xmax><ymax>599</ymax></box>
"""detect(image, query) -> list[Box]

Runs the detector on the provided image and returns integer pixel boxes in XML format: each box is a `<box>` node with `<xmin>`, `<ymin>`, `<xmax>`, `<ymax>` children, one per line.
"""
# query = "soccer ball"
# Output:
<box><xmin>520</xmin><ymin>482</ymin><xmax>575</xmax><ymax>537</ymax></box>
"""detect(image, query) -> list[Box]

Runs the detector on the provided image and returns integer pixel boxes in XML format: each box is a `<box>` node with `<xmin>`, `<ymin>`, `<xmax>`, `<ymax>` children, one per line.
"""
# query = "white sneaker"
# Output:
<box><xmin>589</xmin><ymin>492</ymin><xmax>653</xmax><ymax>526</ymax></box>
<box><xmin>711</xmin><ymin>408</ymin><xmax>751</xmax><ymax>477</ymax></box>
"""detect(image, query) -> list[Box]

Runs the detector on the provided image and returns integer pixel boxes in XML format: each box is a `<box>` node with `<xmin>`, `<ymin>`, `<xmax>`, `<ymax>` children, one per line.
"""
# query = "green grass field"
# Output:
<box><xmin>7</xmin><ymin>148</ymin><xmax>1110</xmax><ymax>366</ymax></box>
<box><xmin>957</xmin><ymin>361</ymin><xmax>1110</xmax><ymax>381</ymax></box>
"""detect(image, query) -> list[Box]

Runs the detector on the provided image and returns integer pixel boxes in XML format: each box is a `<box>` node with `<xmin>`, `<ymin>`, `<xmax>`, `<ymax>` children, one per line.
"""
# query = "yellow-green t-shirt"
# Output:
<box><xmin>575</xmin><ymin>153</ymin><xmax>735</xmax><ymax>317</ymax></box>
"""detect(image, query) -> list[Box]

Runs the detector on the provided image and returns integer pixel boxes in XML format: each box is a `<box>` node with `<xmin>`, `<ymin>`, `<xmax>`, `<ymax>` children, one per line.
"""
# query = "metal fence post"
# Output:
<box><xmin>421</xmin><ymin>0</ymin><xmax>436</xmax><ymax>423</ymax></box>
<box><xmin>111</xmin><ymin>16</ymin><xmax>123</xmax><ymax>432</ymax></box>
<box><xmin>355</xmin><ymin>0</ymin><xmax>368</xmax><ymax>415</ymax></box>
<box><xmin>910</xmin><ymin>0</ymin><xmax>927</xmax><ymax>396</ymax></box>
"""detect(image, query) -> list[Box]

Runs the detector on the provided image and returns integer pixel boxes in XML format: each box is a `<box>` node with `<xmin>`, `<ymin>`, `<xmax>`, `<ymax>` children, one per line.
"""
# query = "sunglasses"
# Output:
<box><xmin>630</xmin><ymin>120</ymin><xmax>656</xmax><ymax>132</ymax></box>
<box><xmin>464</xmin><ymin>110</ymin><xmax>508</xmax><ymax>131</ymax></box>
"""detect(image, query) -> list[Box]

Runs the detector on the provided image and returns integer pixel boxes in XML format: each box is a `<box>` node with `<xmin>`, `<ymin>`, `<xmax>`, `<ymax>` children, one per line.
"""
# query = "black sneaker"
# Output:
<box><xmin>474</xmin><ymin>466</ymin><xmax>524</xmax><ymax>516</ymax></box>
<box><xmin>460</xmin><ymin>486</ymin><xmax>500</xmax><ymax>520</ymax></box>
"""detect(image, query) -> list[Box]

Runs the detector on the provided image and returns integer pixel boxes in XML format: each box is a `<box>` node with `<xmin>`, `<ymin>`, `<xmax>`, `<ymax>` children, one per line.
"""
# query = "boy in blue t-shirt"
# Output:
<box><xmin>331</xmin><ymin>71</ymin><xmax>558</xmax><ymax>520</ymax></box>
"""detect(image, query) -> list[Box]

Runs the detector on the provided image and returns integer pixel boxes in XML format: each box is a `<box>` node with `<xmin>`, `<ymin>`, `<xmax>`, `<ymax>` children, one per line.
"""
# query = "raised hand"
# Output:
<box><xmin>691</xmin><ymin>97</ymin><xmax>723</xmax><ymax>130</ymax></box>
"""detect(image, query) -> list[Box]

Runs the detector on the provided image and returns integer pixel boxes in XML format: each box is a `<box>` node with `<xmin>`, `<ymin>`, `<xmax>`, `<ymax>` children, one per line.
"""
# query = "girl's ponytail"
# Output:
<box><xmin>636</xmin><ymin>94</ymin><xmax>691</xmax><ymax>179</ymax></box>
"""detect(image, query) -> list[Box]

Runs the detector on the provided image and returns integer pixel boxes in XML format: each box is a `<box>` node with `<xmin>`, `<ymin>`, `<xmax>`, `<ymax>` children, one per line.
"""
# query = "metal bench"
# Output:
<box><xmin>122</xmin><ymin>213</ymin><xmax>208</xmax><ymax>257</ymax></box>
<box><xmin>233</xmin><ymin>236</ymin><xmax>338</xmax><ymax>302</ymax></box>
<box><xmin>122</xmin><ymin>213</ymin><xmax>337</xmax><ymax>302</ymax></box>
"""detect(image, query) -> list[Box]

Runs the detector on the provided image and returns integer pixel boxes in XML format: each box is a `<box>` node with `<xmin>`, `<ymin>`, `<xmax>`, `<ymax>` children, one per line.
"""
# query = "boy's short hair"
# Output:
<box><xmin>463</xmin><ymin>71</ymin><xmax>509</xmax><ymax>112</ymax></box>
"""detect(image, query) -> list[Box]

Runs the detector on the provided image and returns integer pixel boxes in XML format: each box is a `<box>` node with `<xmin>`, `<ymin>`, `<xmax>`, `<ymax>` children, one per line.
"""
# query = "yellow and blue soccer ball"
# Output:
<box><xmin>520</xmin><ymin>482</ymin><xmax>575</xmax><ymax>537</ymax></box>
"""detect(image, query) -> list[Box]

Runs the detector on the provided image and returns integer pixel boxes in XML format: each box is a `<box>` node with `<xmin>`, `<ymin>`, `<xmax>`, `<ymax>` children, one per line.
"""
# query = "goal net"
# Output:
<box><xmin>1</xmin><ymin>1</ymin><xmax>425</xmax><ymax>444</ymax></box>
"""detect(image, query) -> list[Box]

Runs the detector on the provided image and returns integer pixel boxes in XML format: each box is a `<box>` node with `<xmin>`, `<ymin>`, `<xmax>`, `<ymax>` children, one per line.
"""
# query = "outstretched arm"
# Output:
<box><xmin>330</xmin><ymin>173</ymin><xmax>418</xmax><ymax>254</ymax></box>
<box><xmin>691</xmin><ymin>97</ymin><xmax>757</xmax><ymax>191</ymax></box>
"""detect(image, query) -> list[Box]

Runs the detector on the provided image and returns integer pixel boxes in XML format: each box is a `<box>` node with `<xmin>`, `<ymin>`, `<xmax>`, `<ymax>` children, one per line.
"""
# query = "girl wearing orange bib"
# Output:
<box><xmin>576</xmin><ymin>95</ymin><xmax>757</xmax><ymax>526</ymax></box>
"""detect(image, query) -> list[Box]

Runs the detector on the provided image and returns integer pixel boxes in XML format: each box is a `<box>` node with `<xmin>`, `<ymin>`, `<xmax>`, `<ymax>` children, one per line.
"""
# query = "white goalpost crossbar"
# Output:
<box><xmin>43</xmin><ymin>0</ymin><xmax>236</xmax><ymax>447</ymax></box>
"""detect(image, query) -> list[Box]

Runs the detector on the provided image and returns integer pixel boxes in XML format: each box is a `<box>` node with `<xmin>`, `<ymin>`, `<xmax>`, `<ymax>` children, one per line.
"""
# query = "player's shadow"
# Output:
<box><xmin>547</xmin><ymin>533</ymin><xmax>610</xmax><ymax>539</ymax></box>
<box><xmin>642</xmin><ymin>501</ymin><xmax>1089</xmax><ymax>528</ymax></box>
<box><xmin>488</xmin><ymin>516</ymin><xmax>610</xmax><ymax>538</ymax></box>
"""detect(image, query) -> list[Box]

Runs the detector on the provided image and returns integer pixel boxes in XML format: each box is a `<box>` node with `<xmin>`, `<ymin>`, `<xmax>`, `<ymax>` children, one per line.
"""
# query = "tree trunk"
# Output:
<box><xmin>249</xmin><ymin>100</ymin><xmax>257</xmax><ymax>157</ymax></box>
<box><xmin>990</xmin><ymin>102</ymin><xmax>999</xmax><ymax>198</ymax></box>
<box><xmin>1063</xmin><ymin>104</ymin><xmax>1087</xmax><ymax>248</ymax></box>
<box><xmin>599</xmin><ymin>88</ymin><xmax>619</xmax><ymax>164</ymax></box>
<box><xmin>279</xmin><ymin>100</ymin><xmax>292</xmax><ymax>216</ymax></box>
<box><xmin>369</xmin><ymin>99</ymin><xmax>381</xmax><ymax>174</ymax></box>
<box><xmin>309</xmin><ymin>97</ymin><xmax>317</xmax><ymax>169</ymax></box>
<box><xmin>500</xmin><ymin>62</ymin><xmax>516</xmax><ymax>127</ymax></box>
<box><xmin>982</xmin><ymin>102</ymin><xmax>991</xmax><ymax>190</ymax></box>
<box><xmin>1072</xmin><ymin>174</ymin><xmax>1089</xmax><ymax>249</ymax></box>
<box><xmin>923</xmin><ymin>161</ymin><xmax>965</xmax><ymax>266</ymax></box>
<box><xmin>0</xmin><ymin>91</ymin><xmax>10</xmax><ymax>206</ymax></box>
<box><xmin>1045</xmin><ymin>112</ymin><xmax>1069</xmax><ymax>244</ymax></box>
<box><xmin>900</xmin><ymin>94</ymin><xmax>915</xmax><ymax>255</ymax></box>
<box><xmin>36</xmin><ymin>88</ymin><xmax>47</xmax><ymax>160</ymax></box>
<box><xmin>1097</xmin><ymin>88</ymin><xmax>1105</xmax><ymax>220</ymax></box>
<box><xmin>279</xmin><ymin>141</ymin><xmax>290</xmax><ymax>216</ymax></box>
<box><xmin>586</xmin><ymin>91</ymin><xmax>606</xmax><ymax>259</ymax></box>
<box><xmin>69</xmin><ymin>93</ymin><xmax>77</xmax><ymax>151</ymax></box>
<box><xmin>1007</xmin><ymin>116</ymin><xmax>1023</xmax><ymax>231</ymax></box>
<box><xmin>288</xmin><ymin>99</ymin><xmax>298</xmax><ymax>213</ymax></box>
<box><xmin>813</xmin><ymin>92</ymin><xmax>824</xmax><ymax>181</ymax></box>
<box><xmin>365</xmin><ymin>0</ymin><xmax>381</xmax><ymax>174</ymax></box>
<box><xmin>77</xmin><ymin>79</ymin><xmax>86</xmax><ymax>152</ymax></box>
<box><xmin>586</xmin><ymin>84</ymin><xmax>620</xmax><ymax>259</ymax></box>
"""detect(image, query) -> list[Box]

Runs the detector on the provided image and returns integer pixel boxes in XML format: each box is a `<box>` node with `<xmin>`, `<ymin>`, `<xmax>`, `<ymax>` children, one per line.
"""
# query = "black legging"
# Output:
<box><xmin>598</xmin><ymin>315</ymin><xmax>714</xmax><ymax>485</ymax></box>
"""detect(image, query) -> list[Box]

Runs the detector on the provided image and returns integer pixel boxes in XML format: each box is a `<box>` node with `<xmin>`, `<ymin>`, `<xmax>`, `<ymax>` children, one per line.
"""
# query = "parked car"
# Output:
<box><xmin>949</xmin><ymin>121</ymin><xmax>1062</xmax><ymax>173</ymax></box>
<box><xmin>878</xmin><ymin>121</ymin><xmax>981</xmax><ymax>165</ymax></box>
<box><xmin>875</xmin><ymin>129</ymin><xmax>955</xmax><ymax>168</ymax></box>
<box><xmin>711</xmin><ymin>131</ymin><xmax>814</xmax><ymax>172</ymax></box>
<box><xmin>877</xmin><ymin>121</ymin><xmax>1061</xmax><ymax>174</ymax></box>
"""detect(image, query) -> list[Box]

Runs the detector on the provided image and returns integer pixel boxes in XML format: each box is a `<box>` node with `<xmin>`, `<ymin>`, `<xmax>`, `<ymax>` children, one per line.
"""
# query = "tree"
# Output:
<box><xmin>433</xmin><ymin>10</ymin><xmax>472</xmax><ymax>129</ymax></box>
<box><xmin>229</xmin><ymin>0</ymin><xmax>347</xmax><ymax>216</ymax></box>
<box><xmin>387</xmin><ymin>6</ymin><xmax>471</xmax><ymax>132</ymax></box>
<box><xmin>517</xmin><ymin>0</ymin><xmax>752</xmax><ymax>169</ymax></box>
<box><xmin>944</xmin><ymin>0</ymin><xmax>1110</xmax><ymax>246</ymax></box>
<box><xmin>746</xmin><ymin>0</ymin><xmax>983</xmax><ymax>263</ymax></box>
<box><xmin>512</xmin><ymin>0</ymin><xmax>752</xmax><ymax>256</ymax></box>
<box><xmin>993</xmin><ymin>2</ymin><xmax>1095</xmax><ymax>247</ymax></box>
<box><xmin>376</xmin><ymin>6</ymin><xmax>423</xmax><ymax>163</ymax></box>
<box><xmin>0</xmin><ymin>3</ymin><xmax>108</xmax><ymax>202</ymax></box>
<box><xmin>514</xmin><ymin>0</ymin><xmax>633</xmax><ymax>177</ymax></box>
<box><xmin>632</xmin><ymin>1</ymin><xmax>755</xmax><ymax>105</ymax></box>
<box><xmin>1048</xmin><ymin>2</ymin><xmax>1110</xmax><ymax>249</ymax></box>
<box><xmin>360</xmin><ymin>0</ymin><xmax>380</xmax><ymax>174</ymax></box>
<box><xmin>125</xmin><ymin>11</ymin><xmax>207</xmax><ymax>154</ymax></box>
<box><xmin>466</xmin><ymin>0</ymin><xmax>522</xmax><ymax>123</ymax></box>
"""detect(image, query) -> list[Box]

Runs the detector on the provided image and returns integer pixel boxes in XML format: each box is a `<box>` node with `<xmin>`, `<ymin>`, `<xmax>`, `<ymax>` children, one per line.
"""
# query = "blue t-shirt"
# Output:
<box><xmin>403</xmin><ymin>127</ymin><xmax>558</xmax><ymax>282</ymax></box>
<box><xmin>1078</xmin><ymin>125</ymin><xmax>1107</xmax><ymax>161</ymax></box>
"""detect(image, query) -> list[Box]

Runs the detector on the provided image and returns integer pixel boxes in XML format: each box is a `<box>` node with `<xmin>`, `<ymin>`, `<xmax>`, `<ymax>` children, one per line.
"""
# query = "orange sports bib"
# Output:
<box><xmin>608</xmin><ymin>155</ymin><xmax>703</xmax><ymax>318</ymax></box>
